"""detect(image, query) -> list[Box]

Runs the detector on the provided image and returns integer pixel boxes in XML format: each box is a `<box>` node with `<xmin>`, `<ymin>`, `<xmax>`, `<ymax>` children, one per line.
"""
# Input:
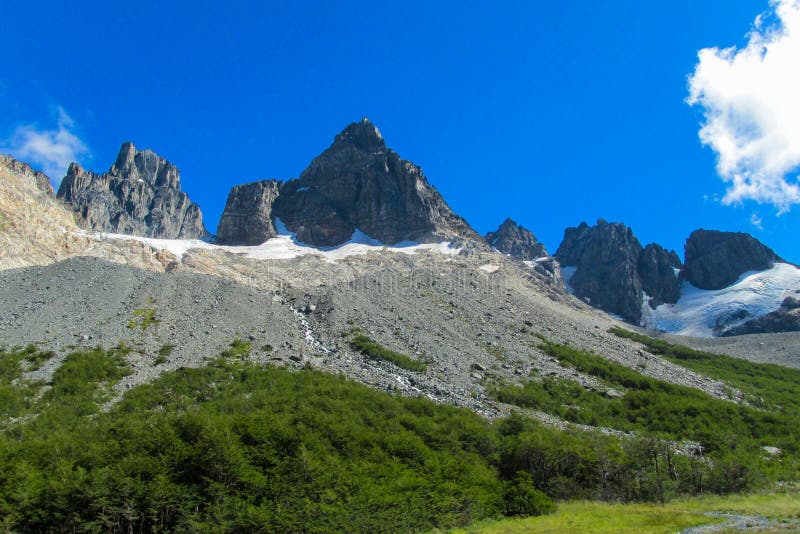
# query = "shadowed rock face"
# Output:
<box><xmin>683</xmin><ymin>229</ymin><xmax>783</xmax><ymax>290</ymax></box>
<box><xmin>638</xmin><ymin>244</ymin><xmax>682</xmax><ymax>309</ymax></box>
<box><xmin>486</xmin><ymin>218</ymin><xmax>548</xmax><ymax>260</ymax></box>
<box><xmin>216</xmin><ymin>180</ymin><xmax>280</xmax><ymax>245</ymax></box>
<box><xmin>57</xmin><ymin>142</ymin><xmax>207</xmax><ymax>239</ymax></box>
<box><xmin>271</xmin><ymin>118</ymin><xmax>479</xmax><ymax>246</ymax></box>
<box><xmin>555</xmin><ymin>220</ymin><xmax>683</xmax><ymax>323</ymax></box>
<box><xmin>556</xmin><ymin>220</ymin><xmax>645</xmax><ymax>322</ymax></box>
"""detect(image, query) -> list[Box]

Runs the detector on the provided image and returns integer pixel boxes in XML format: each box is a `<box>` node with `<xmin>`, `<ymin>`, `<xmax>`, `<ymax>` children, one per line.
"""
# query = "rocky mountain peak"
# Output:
<box><xmin>683</xmin><ymin>229</ymin><xmax>784</xmax><ymax>290</ymax></box>
<box><xmin>108</xmin><ymin>142</ymin><xmax>181</xmax><ymax>190</ymax></box>
<box><xmin>267</xmin><ymin>119</ymin><xmax>479</xmax><ymax>247</ymax></box>
<box><xmin>56</xmin><ymin>142</ymin><xmax>207</xmax><ymax>239</ymax></box>
<box><xmin>333</xmin><ymin>117</ymin><xmax>385</xmax><ymax>153</ymax></box>
<box><xmin>555</xmin><ymin>219</ymin><xmax>645</xmax><ymax>322</ymax></box>
<box><xmin>486</xmin><ymin>218</ymin><xmax>548</xmax><ymax>260</ymax></box>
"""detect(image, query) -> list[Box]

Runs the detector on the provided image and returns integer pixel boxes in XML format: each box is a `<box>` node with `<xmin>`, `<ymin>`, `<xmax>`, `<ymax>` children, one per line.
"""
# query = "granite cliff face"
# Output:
<box><xmin>216</xmin><ymin>180</ymin><xmax>280</xmax><ymax>245</ymax></box>
<box><xmin>271</xmin><ymin>119</ymin><xmax>479</xmax><ymax>246</ymax></box>
<box><xmin>682</xmin><ymin>229</ymin><xmax>783</xmax><ymax>290</ymax></box>
<box><xmin>57</xmin><ymin>142</ymin><xmax>207</xmax><ymax>239</ymax></box>
<box><xmin>486</xmin><ymin>218</ymin><xmax>548</xmax><ymax>260</ymax></box>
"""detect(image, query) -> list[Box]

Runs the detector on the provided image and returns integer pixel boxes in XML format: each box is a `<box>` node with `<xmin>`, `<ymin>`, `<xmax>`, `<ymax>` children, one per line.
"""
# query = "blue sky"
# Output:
<box><xmin>2</xmin><ymin>0</ymin><xmax>799</xmax><ymax>262</ymax></box>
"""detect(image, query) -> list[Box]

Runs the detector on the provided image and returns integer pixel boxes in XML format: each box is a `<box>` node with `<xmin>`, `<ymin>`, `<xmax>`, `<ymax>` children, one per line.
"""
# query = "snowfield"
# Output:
<box><xmin>641</xmin><ymin>263</ymin><xmax>800</xmax><ymax>337</ymax></box>
<box><xmin>80</xmin><ymin>220</ymin><xmax>462</xmax><ymax>263</ymax></box>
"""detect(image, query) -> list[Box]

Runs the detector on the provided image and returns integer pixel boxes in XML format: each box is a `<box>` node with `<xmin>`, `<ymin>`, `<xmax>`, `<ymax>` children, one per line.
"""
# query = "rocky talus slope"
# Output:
<box><xmin>57</xmin><ymin>142</ymin><xmax>207</xmax><ymax>239</ymax></box>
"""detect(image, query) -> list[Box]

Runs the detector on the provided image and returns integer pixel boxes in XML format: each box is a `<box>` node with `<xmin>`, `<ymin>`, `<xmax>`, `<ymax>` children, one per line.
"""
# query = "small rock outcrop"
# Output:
<box><xmin>272</xmin><ymin>118</ymin><xmax>479</xmax><ymax>246</ymax></box>
<box><xmin>0</xmin><ymin>155</ymin><xmax>54</xmax><ymax>195</ymax></box>
<box><xmin>216</xmin><ymin>180</ymin><xmax>281</xmax><ymax>245</ymax></box>
<box><xmin>57</xmin><ymin>142</ymin><xmax>207</xmax><ymax>239</ymax></box>
<box><xmin>722</xmin><ymin>296</ymin><xmax>800</xmax><ymax>336</ymax></box>
<box><xmin>682</xmin><ymin>229</ymin><xmax>783</xmax><ymax>290</ymax></box>
<box><xmin>638</xmin><ymin>244</ymin><xmax>682</xmax><ymax>308</ymax></box>
<box><xmin>486</xmin><ymin>218</ymin><xmax>548</xmax><ymax>260</ymax></box>
<box><xmin>555</xmin><ymin>220</ymin><xmax>682</xmax><ymax>323</ymax></box>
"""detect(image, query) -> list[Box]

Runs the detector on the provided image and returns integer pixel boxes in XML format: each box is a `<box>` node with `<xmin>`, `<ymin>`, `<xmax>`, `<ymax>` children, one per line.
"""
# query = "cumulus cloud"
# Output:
<box><xmin>3</xmin><ymin>107</ymin><xmax>89</xmax><ymax>184</ymax></box>
<box><xmin>687</xmin><ymin>0</ymin><xmax>800</xmax><ymax>212</ymax></box>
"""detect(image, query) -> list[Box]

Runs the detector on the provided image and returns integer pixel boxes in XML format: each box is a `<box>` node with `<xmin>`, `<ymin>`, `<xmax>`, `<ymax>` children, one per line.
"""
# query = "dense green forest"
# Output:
<box><xmin>0</xmin><ymin>333</ymin><xmax>798</xmax><ymax>532</ymax></box>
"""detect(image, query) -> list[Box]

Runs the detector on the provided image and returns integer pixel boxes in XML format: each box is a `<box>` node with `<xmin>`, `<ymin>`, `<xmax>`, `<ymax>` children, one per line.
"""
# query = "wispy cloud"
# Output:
<box><xmin>750</xmin><ymin>212</ymin><xmax>764</xmax><ymax>230</ymax></box>
<box><xmin>687</xmin><ymin>0</ymin><xmax>800</xmax><ymax>213</ymax></box>
<box><xmin>2</xmin><ymin>107</ymin><xmax>89</xmax><ymax>184</ymax></box>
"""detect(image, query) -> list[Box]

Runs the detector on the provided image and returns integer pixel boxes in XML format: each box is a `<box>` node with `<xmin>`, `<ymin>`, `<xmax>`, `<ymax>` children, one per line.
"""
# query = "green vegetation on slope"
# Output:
<box><xmin>609</xmin><ymin>326</ymin><xmax>800</xmax><ymax>415</ymax></box>
<box><xmin>0</xmin><ymin>337</ymin><xmax>798</xmax><ymax>532</ymax></box>
<box><xmin>490</xmin><ymin>338</ymin><xmax>800</xmax><ymax>500</ymax></box>
<box><xmin>350</xmin><ymin>332</ymin><xmax>428</xmax><ymax>372</ymax></box>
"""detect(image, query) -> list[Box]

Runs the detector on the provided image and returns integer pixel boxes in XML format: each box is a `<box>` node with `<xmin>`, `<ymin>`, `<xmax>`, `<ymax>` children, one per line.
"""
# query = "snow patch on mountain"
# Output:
<box><xmin>641</xmin><ymin>263</ymin><xmax>800</xmax><ymax>337</ymax></box>
<box><xmin>561</xmin><ymin>266</ymin><xmax>577</xmax><ymax>295</ymax></box>
<box><xmin>80</xmin><ymin>221</ymin><xmax>462</xmax><ymax>263</ymax></box>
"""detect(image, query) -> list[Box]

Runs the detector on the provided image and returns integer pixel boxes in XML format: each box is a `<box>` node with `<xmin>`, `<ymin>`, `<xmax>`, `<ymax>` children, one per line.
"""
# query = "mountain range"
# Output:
<box><xmin>2</xmin><ymin>118</ymin><xmax>800</xmax><ymax>531</ymax></box>
<box><xmin>29</xmin><ymin>118</ymin><xmax>798</xmax><ymax>340</ymax></box>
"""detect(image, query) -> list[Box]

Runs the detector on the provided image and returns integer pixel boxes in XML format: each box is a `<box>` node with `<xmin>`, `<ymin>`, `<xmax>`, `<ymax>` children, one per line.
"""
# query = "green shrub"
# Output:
<box><xmin>504</xmin><ymin>471</ymin><xmax>556</xmax><ymax>516</ymax></box>
<box><xmin>350</xmin><ymin>333</ymin><xmax>427</xmax><ymax>372</ymax></box>
<box><xmin>221</xmin><ymin>339</ymin><xmax>251</xmax><ymax>359</ymax></box>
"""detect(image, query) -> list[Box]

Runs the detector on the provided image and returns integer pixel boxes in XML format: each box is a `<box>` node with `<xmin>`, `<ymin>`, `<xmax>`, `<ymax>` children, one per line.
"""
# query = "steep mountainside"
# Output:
<box><xmin>0</xmin><ymin>155</ymin><xmax>172</xmax><ymax>271</ymax></box>
<box><xmin>57</xmin><ymin>142</ymin><xmax>207</xmax><ymax>239</ymax></box>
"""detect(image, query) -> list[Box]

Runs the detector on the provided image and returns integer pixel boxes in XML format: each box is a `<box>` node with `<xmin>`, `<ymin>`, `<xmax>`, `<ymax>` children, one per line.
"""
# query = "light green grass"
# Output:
<box><xmin>446</xmin><ymin>492</ymin><xmax>800</xmax><ymax>534</ymax></box>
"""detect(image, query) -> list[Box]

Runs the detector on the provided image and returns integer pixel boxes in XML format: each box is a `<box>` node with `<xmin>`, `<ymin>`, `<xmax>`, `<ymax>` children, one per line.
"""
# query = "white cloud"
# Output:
<box><xmin>687</xmin><ymin>0</ymin><xmax>800</xmax><ymax>212</ymax></box>
<box><xmin>750</xmin><ymin>212</ymin><xmax>764</xmax><ymax>229</ymax></box>
<box><xmin>2</xmin><ymin>107</ymin><xmax>89</xmax><ymax>184</ymax></box>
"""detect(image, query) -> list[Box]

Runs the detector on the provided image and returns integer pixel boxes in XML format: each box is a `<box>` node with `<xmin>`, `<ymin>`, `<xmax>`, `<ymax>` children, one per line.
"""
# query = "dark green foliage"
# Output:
<box><xmin>504</xmin><ymin>471</ymin><xmax>555</xmax><ymax>516</ymax></box>
<box><xmin>609</xmin><ymin>326</ymin><xmax>800</xmax><ymax>414</ymax></box>
<box><xmin>0</xmin><ymin>359</ymin><xmax>502</xmax><ymax>532</ymax></box>
<box><xmin>220</xmin><ymin>339</ymin><xmax>252</xmax><ymax>359</ymax></box>
<box><xmin>350</xmin><ymin>333</ymin><xmax>427</xmax><ymax>372</ymax></box>
<box><xmin>1</xmin><ymin>339</ymin><xmax>797</xmax><ymax>532</ymax></box>
<box><xmin>0</xmin><ymin>346</ymin><xmax>46</xmax><ymax>418</ymax></box>
<box><xmin>158</xmin><ymin>344</ymin><xmax>175</xmax><ymax>357</ymax></box>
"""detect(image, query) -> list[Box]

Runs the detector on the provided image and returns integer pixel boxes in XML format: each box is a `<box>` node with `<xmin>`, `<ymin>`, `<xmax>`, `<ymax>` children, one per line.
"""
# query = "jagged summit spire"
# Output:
<box><xmin>113</xmin><ymin>141</ymin><xmax>137</xmax><ymax>171</ymax></box>
<box><xmin>334</xmin><ymin>117</ymin><xmax>385</xmax><ymax>153</ymax></box>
